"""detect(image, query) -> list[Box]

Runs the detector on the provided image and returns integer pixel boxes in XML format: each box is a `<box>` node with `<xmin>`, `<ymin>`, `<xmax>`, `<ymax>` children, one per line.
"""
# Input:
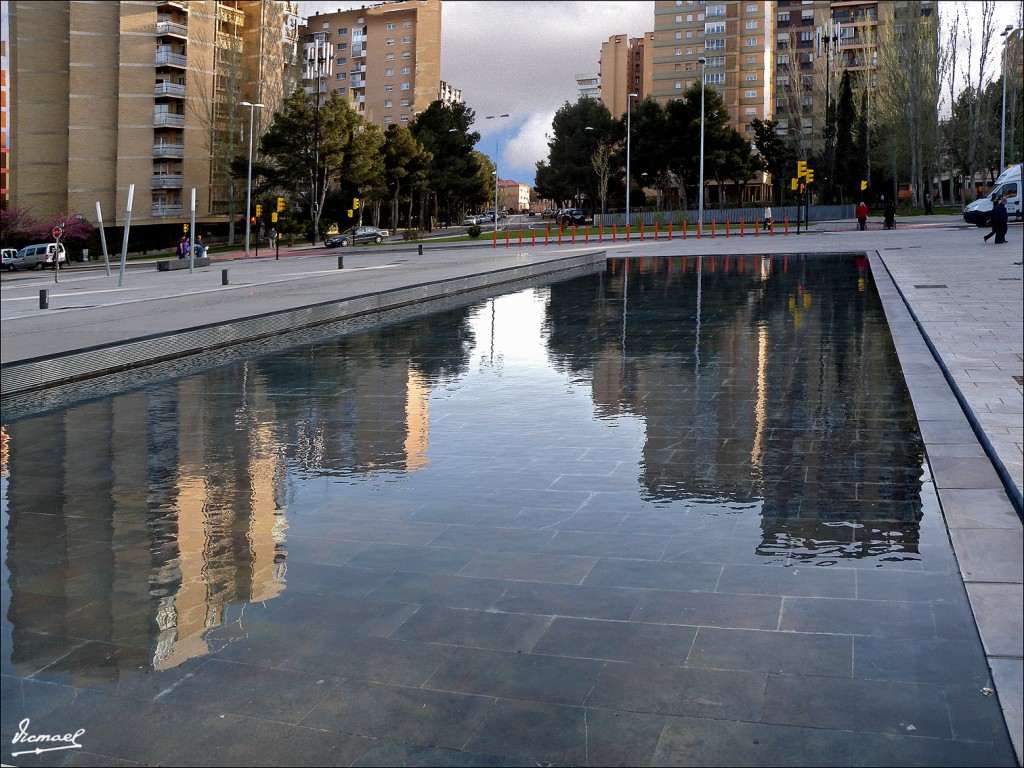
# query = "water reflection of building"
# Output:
<box><xmin>547</xmin><ymin>255</ymin><xmax>925</xmax><ymax>561</ymax></box>
<box><xmin>3</xmin><ymin>332</ymin><xmax>449</xmax><ymax>679</ymax></box>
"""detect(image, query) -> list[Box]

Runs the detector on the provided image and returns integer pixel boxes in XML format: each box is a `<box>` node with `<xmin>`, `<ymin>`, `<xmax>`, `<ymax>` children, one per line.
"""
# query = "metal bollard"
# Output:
<box><xmin>338</xmin><ymin>255</ymin><xmax>344</xmax><ymax>269</ymax></box>
<box><xmin>222</xmin><ymin>269</ymin><xmax>229</xmax><ymax>285</ymax></box>
<box><xmin>39</xmin><ymin>289</ymin><xmax>49</xmax><ymax>309</ymax></box>
<box><xmin>418</xmin><ymin>244</ymin><xmax>423</xmax><ymax>256</ymax></box>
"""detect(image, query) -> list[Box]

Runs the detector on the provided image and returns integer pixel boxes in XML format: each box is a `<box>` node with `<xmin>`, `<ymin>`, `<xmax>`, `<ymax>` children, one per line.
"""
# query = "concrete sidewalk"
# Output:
<box><xmin>2</xmin><ymin>220</ymin><xmax>1021</xmax><ymax>764</ymax></box>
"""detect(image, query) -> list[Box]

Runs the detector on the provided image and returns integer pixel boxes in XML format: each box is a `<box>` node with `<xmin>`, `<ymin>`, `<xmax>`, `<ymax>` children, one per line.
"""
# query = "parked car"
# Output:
<box><xmin>325</xmin><ymin>226</ymin><xmax>389</xmax><ymax>247</ymax></box>
<box><xmin>558</xmin><ymin>209</ymin><xmax>587</xmax><ymax>226</ymax></box>
<box><xmin>9</xmin><ymin>243</ymin><xmax>67</xmax><ymax>270</ymax></box>
<box><xmin>542</xmin><ymin>209</ymin><xmax>556</xmax><ymax>218</ymax></box>
<box><xmin>2</xmin><ymin>248</ymin><xmax>19</xmax><ymax>271</ymax></box>
<box><xmin>463</xmin><ymin>214</ymin><xmax>484</xmax><ymax>226</ymax></box>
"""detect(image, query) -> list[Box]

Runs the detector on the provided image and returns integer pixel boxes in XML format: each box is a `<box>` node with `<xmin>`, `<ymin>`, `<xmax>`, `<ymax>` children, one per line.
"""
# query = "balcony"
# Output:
<box><xmin>152</xmin><ymin>203</ymin><xmax>183</xmax><ymax>217</ymax></box>
<box><xmin>156</xmin><ymin>50</ymin><xmax>187</xmax><ymax>68</ymax></box>
<box><xmin>156</xmin><ymin>19</ymin><xmax>188</xmax><ymax>37</ymax></box>
<box><xmin>154</xmin><ymin>112</ymin><xmax>185</xmax><ymax>127</ymax></box>
<box><xmin>152</xmin><ymin>174</ymin><xmax>184</xmax><ymax>189</ymax></box>
<box><xmin>153</xmin><ymin>142</ymin><xmax>185</xmax><ymax>158</ymax></box>
<box><xmin>154</xmin><ymin>81</ymin><xmax>186</xmax><ymax>97</ymax></box>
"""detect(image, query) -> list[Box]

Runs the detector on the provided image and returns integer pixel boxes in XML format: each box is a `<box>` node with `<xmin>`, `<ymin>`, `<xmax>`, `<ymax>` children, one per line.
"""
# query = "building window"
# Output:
<box><xmin>706</xmin><ymin>4</ymin><xmax>726</xmax><ymax>17</ymax></box>
<box><xmin>800</xmin><ymin>30</ymin><xmax>813</xmax><ymax>42</ymax></box>
<box><xmin>777</xmin><ymin>75</ymin><xmax>790</xmax><ymax>87</ymax></box>
<box><xmin>706</xmin><ymin>55</ymin><xmax>724</xmax><ymax>67</ymax></box>
<box><xmin>746</xmin><ymin>3</ymin><xmax>758</xmax><ymax>11</ymax></box>
<box><xmin>777</xmin><ymin>11</ymin><xmax>789</xmax><ymax>23</ymax></box>
<box><xmin>685</xmin><ymin>62</ymin><xmax>692</xmax><ymax>71</ymax></box>
<box><xmin>337</xmin><ymin>27</ymin><xmax>348</xmax><ymax>35</ymax></box>
<box><xmin>686</xmin><ymin>48</ymin><xmax>693</xmax><ymax>54</ymax></box>
<box><xmin>386</xmin><ymin>38</ymin><xmax>395</xmax><ymax>45</ymax></box>
<box><xmin>686</xmin><ymin>14</ymin><xmax>693</xmax><ymax>21</ymax></box>
<box><xmin>336</xmin><ymin>72</ymin><xmax>346</xmax><ymax>80</ymax></box>
<box><xmin>385</xmin><ymin>85</ymin><xmax>393</xmax><ymax>92</ymax></box>
<box><xmin>675</xmin><ymin>48</ymin><xmax>682</xmax><ymax>55</ymax></box>
<box><xmin>402</xmin><ymin>52</ymin><xmax>411</xmax><ymax>59</ymax></box>
<box><xmin>401</xmin><ymin>66</ymin><xmax>410</xmax><ymax>74</ymax></box>
<box><xmin>777</xmin><ymin>53</ymin><xmax>789</xmax><ymax>65</ymax></box>
<box><xmin>802</xmin><ymin>10</ymin><xmax>814</xmax><ymax>21</ymax></box>
<box><xmin>387</xmin><ymin>23</ymin><xmax>395</xmax><ymax>30</ymax></box>
<box><xmin>385</xmin><ymin>68</ymin><xmax>393</xmax><ymax>76</ymax></box>
<box><xmin>384</xmin><ymin>116</ymin><xmax>393</xmax><ymax>123</ymax></box>
<box><xmin>385</xmin><ymin>100</ymin><xmax>393</xmax><ymax>107</ymax></box>
<box><xmin>675</xmin><ymin>31</ymin><xmax>683</xmax><ymax>39</ymax></box>
<box><xmin>337</xmin><ymin>42</ymin><xmax>347</xmax><ymax>50</ymax></box>
<box><xmin>705</xmin><ymin>22</ymin><xmax>725</xmax><ymax>34</ymax></box>
<box><xmin>400</xmin><ymin>82</ymin><xmax>409</xmax><ymax>90</ymax></box>
<box><xmin>675</xmin><ymin>81</ymin><xmax>682</xmax><ymax>89</ymax></box>
<box><xmin>403</xmin><ymin>20</ymin><xmax>411</xmax><ymax>28</ymax></box>
<box><xmin>745</xmin><ymin>72</ymin><xmax>757</xmax><ymax>80</ymax></box>
<box><xmin>336</xmin><ymin>57</ymin><xmax>346</xmax><ymax>64</ymax></box>
<box><xmin>744</xmin><ymin>89</ymin><xmax>757</xmax><ymax>97</ymax></box>
<box><xmin>385</xmin><ymin>54</ymin><xmax>395</xmax><ymax>61</ymax></box>
<box><xmin>746</xmin><ymin>20</ymin><xmax>758</xmax><ymax>29</ymax></box>
<box><xmin>676</xmin><ymin>14</ymin><xmax>682</xmax><ymax>22</ymax></box>
<box><xmin>745</xmin><ymin>37</ymin><xmax>758</xmax><ymax>46</ymax></box>
<box><xmin>400</xmin><ymin>115</ymin><xmax>409</xmax><ymax>122</ymax></box>
<box><xmin>705</xmin><ymin>38</ymin><xmax>724</xmax><ymax>50</ymax></box>
<box><xmin>337</xmin><ymin>87</ymin><xmax>346</xmax><ymax>95</ymax></box>
<box><xmin>686</xmin><ymin>30</ymin><xmax>693</xmax><ymax>38</ymax></box>
<box><xmin>402</xmin><ymin>36</ymin><xmax>411</xmax><ymax>43</ymax></box>
<box><xmin>705</xmin><ymin>72</ymin><xmax>725</xmax><ymax>84</ymax></box>
<box><xmin>745</xmin><ymin>124</ymin><xmax>755</xmax><ymax>133</ymax></box>
<box><xmin>400</xmin><ymin>98</ymin><xmax>410</xmax><ymax>106</ymax></box>
<box><xmin>800</xmin><ymin>52</ymin><xmax>813</xmax><ymax>64</ymax></box>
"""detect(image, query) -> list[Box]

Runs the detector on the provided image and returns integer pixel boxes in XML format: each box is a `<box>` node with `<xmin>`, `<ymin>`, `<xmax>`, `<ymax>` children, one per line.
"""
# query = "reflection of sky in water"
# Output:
<box><xmin>1</xmin><ymin>254</ymin><xmax>937</xmax><ymax>682</ymax></box>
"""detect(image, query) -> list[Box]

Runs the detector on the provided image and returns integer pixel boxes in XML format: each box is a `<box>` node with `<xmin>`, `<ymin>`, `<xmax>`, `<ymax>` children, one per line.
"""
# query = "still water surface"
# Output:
<box><xmin>1</xmin><ymin>254</ymin><xmax>1009</xmax><ymax>765</ymax></box>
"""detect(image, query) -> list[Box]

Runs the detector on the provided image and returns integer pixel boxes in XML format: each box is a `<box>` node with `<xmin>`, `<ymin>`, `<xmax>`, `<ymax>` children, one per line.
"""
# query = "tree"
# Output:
<box><xmin>0</xmin><ymin>205</ymin><xmax>39</xmax><ymax>249</ymax></box>
<box><xmin>591</xmin><ymin>142</ymin><xmax>612</xmax><ymax>216</ymax></box>
<box><xmin>382</xmin><ymin>125</ymin><xmax>429</xmax><ymax>230</ymax></box>
<box><xmin>410</xmin><ymin>101</ymin><xmax>486</xmax><ymax>228</ymax></box>
<box><xmin>542</xmin><ymin>98</ymin><xmax>615</xmax><ymax>209</ymax></box>
<box><xmin>258</xmin><ymin>90</ymin><xmax>365</xmax><ymax>241</ymax></box>
<box><xmin>751</xmin><ymin>118</ymin><xmax>793</xmax><ymax>204</ymax></box>
<box><xmin>832</xmin><ymin>69</ymin><xmax>857</xmax><ymax>203</ymax></box>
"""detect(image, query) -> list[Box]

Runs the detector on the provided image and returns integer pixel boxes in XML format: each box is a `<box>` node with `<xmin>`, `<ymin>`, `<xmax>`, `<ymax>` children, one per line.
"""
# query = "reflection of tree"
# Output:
<box><xmin>543</xmin><ymin>255</ymin><xmax>925</xmax><ymax>561</ymax></box>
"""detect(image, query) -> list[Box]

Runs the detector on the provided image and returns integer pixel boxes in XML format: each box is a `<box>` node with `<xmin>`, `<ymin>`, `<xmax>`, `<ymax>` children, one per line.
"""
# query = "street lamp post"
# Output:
<box><xmin>625</xmin><ymin>93</ymin><xmax>638</xmax><ymax>231</ymax></box>
<box><xmin>240</xmin><ymin>101</ymin><xmax>264</xmax><ymax>259</ymax></box>
<box><xmin>1001</xmin><ymin>25</ymin><xmax>1015</xmax><ymax>171</ymax></box>
<box><xmin>817</xmin><ymin>19</ymin><xmax>842</xmax><ymax>203</ymax></box>
<box><xmin>486</xmin><ymin>114</ymin><xmax>509</xmax><ymax>226</ymax></box>
<box><xmin>697</xmin><ymin>60</ymin><xmax>706</xmax><ymax>236</ymax></box>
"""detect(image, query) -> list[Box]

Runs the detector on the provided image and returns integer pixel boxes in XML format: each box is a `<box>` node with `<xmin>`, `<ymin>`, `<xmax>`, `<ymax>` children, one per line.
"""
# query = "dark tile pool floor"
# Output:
<box><xmin>0</xmin><ymin>255</ymin><xmax>1016</xmax><ymax>766</ymax></box>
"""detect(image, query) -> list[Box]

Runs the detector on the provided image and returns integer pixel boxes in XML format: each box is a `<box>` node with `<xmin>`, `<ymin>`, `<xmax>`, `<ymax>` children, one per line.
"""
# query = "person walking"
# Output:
<box><xmin>762</xmin><ymin>205</ymin><xmax>772</xmax><ymax>231</ymax></box>
<box><xmin>193</xmin><ymin>235</ymin><xmax>205</xmax><ymax>259</ymax></box>
<box><xmin>992</xmin><ymin>196</ymin><xmax>1009</xmax><ymax>244</ymax></box>
<box><xmin>856</xmin><ymin>201</ymin><xmax>869</xmax><ymax>231</ymax></box>
<box><xmin>176</xmin><ymin>236</ymin><xmax>189</xmax><ymax>260</ymax></box>
<box><xmin>984</xmin><ymin>197</ymin><xmax>1002</xmax><ymax>242</ymax></box>
<box><xmin>883</xmin><ymin>200</ymin><xmax>896</xmax><ymax>230</ymax></box>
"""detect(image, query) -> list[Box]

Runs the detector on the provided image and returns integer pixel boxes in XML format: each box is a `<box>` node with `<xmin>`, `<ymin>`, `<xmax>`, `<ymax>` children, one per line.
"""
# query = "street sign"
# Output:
<box><xmin>52</xmin><ymin>226</ymin><xmax>63</xmax><ymax>239</ymax></box>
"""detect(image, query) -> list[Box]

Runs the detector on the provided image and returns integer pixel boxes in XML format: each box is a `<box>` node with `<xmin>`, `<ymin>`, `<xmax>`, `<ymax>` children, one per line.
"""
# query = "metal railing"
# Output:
<box><xmin>151</xmin><ymin>204</ymin><xmax>183</xmax><ymax>217</ymax></box>
<box><xmin>153</xmin><ymin>112</ymin><xmax>185</xmax><ymax>127</ymax></box>
<box><xmin>154</xmin><ymin>81</ymin><xmax>186</xmax><ymax>97</ymax></box>
<box><xmin>155</xmin><ymin>50</ymin><xmax>187</xmax><ymax>67</ymax></box>
<box><xmin>156</xmin><ymin>20</ymin><xmax>188</xmax><ymax>37</ymax></box>
<box><xmin>153</xmin><ymin>143</ymin><xmax>185</xmax><ymax>157</ymax></box>
<box><xmin>152</xmin><ymin>174</ymin><xmax>184</xmax><ymax>189</ymax></box>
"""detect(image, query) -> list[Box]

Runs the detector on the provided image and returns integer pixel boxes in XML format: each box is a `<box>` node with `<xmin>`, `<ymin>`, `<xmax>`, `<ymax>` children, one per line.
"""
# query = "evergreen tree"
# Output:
<box><xmin>833</xmin><ymin>70</ymin><xmax>857</xmax><ymax>203</ymax></box>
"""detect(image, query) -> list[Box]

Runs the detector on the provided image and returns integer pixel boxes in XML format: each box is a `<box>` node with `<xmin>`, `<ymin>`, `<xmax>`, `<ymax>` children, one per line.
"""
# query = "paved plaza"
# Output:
<box><xmin>1</xmin><ymin>217</ymin><xmax>1021</xmax><ymax>766</ymax></box>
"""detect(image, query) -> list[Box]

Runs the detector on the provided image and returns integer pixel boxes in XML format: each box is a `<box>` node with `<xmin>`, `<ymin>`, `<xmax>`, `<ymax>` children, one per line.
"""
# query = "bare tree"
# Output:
<box><xmin>591</xmin><ymin>142</ymin><xmax>611</xmax><ymax>216</ymax></box>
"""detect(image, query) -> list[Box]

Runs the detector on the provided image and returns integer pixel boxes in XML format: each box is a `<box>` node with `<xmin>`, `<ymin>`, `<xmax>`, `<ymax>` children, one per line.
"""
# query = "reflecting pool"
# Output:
<box><xmin>1</xmin><ymin>254</ymin><xmax>1014</xmax><ymax>766</ymax></box>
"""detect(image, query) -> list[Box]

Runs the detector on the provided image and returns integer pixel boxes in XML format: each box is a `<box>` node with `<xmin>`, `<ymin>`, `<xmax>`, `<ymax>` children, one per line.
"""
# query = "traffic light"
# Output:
<box><xmin>861</xmin><ymin>180</ymin><xmax>868</xmax><ymax>190</ymax></box>
<box><xmin>183</xmin><ymin>223</ymin><xmax>189</xmax><ymax>233</ymax></box>
<box><xmin>797</xmin><ymin>160</ymin><xmax>807</xmax><ymax>178</ymax></box>
<box><xmin>791</xmin><ymin>177</ymin><xmax>799</xmax><ymax>191</ymax></box>
<box><xmin>271</xmin><ymin>212</ymin><xmax>278</xmax><ymax>222</ymax></box>
<box><xmin>353</xmin><ymin>197</ymin><xmax>360</xmax><ymax>210</ymax></box>
<box><xmin>805</xmin><ymin>169</ymin><xmax>814</xmax><ymax>184</ymax></box>
<box><xmin>255</xmin><ymin>204</ymin><xmax>263</xmax><ymax>217</ymax></box>
<box><xmin>250</xmin><ymin>216</ymin><xmax>257</xmax><ymax>225</ymax></box>
<box><xmin>277</xmin><ymin>197</ymin><xmax>285</xmax><ymax>212</ymax></box>
<box><xmin>800</xmin><ymin>183</ymin><xmax>805</xmax><ymax>193</ymax></box>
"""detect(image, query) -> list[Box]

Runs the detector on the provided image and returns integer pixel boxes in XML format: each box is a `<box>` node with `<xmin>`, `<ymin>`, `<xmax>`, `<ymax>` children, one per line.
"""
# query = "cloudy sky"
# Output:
<box><xmin>298</xmin><ymin>1</ymin><xmax>1022</xmax><ymax>188</ymax></box>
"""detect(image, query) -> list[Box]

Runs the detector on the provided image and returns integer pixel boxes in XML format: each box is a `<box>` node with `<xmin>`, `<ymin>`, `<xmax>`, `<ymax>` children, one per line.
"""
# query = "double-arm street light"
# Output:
<box><xmin>697</xmin><ymin>59</ymin><xmax>706</xmax><ymax>236</ymax></box>
<box><xmin>486</xmin><ymin>113</ymin><xmax>509</xmax><ymax>225</ymax></box>
<box><xmin>1001</xmin><ymin>25</ymin><xmax>1016</xmax><ymax>171</ymax></box>
<box><xmin>240</xmin><ymin>100</ymin><xmax>264</xmax><ymax>259</ymax></box>
<box><xmin>625</xmin><ymin>93</ymin><xmax>638</xmax><ymax>230</ymax></box>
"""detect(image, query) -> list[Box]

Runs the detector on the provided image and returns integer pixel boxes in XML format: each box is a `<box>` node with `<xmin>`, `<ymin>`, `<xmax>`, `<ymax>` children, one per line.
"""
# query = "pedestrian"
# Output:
<box><xmin>763</xmin><ymin>205</ymin><xmax>772</xmax><ymax>230</ymax></box>
<box><xmin>856</xmin><ymin>201</ymin><xmax>869</xmax><ymax>231</ymax></box>
<box><xmin>924</xmin><ymin>192</ymin><xmax>933</xmax><ymax>215</ymax></box>
<box><xmin>193</xmin><ymin>235</ymin><xmax>204</xmax><ymax>259</ymax></box>
<box><xmin>883</xmin><ymin>199</ymin><xmax>896</xmax><ymax>230</ymax></box>
<box><xmin>176</xmin><ymin>236</ymin><xmax>189</xmax><ymax>260</ymax></box>
<box><xmin>984</xmin><ymin>197</ymin><xmax>1002</xmax><ymax>242</ymax></box>
<box><xmin>992</xmin><ymin>196</ymin><xmax>1009</xmax><ymax>244</ymax></box>
<box><xmin>268</xmin><ymin>228</ymin><xmax>277</xmax><ymax>248</ymax></box>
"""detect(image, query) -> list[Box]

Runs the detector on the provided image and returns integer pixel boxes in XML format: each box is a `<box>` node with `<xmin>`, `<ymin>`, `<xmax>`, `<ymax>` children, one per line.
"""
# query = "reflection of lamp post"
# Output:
<box><xmin>240</xmin><ymin>101</ymin><xmax>264</xmax><ymax>259</ymax></box>
<box><xmin>486</xmin><ymin>114</ymin><xmax>509</xmax><ymax>225</ymax></box>
<box><xmin>697</xmin><ymin>59</ymin><xmax>706</xmax><ymax>236</ymax></box>
<box><xmin>1000</xmin><ymin>25</ymin><xmax>1015</xmax><ymax>171</ymax></box>
<box><xmin>625</xmin><ymin>93</ymin><xmax>638</xmax><ymax>230</ymax></box>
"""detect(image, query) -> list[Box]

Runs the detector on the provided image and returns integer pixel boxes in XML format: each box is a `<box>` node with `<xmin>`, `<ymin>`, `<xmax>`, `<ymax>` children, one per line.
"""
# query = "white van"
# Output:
<box><xmin>11</xmin><ymin>243</ymin><xmax>68</xmax><ymax>270</ymax></box>
<box><xmin>963</xmin><ymin>163</ymin><xmax>1022</xmax><ymax>226</ymax></box>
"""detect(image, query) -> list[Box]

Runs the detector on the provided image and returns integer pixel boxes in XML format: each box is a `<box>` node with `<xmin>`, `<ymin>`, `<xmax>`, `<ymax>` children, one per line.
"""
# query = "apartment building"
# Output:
<box><xmin>497</xmin><ymin>179</ymin><xmax>530</xmax><ymax>212</ymax></box>
<box><xmin>1</xmin><ymin>10</ymin><xmax>9</xmax><ymax>206</ymax></box>
<box><xmin>599</xmin><ymin>33</ymin><xmax>655</xmax><ymax>120</ymax></box>
<box><xmin>6</xmin><ymin>0</ymin><xmax>299</xmax><ymax>241</ymax></box>
<box><xmin>299</xmin><ymin>0</ymin><xmax>443</xmax><ymax>128</ymax></box>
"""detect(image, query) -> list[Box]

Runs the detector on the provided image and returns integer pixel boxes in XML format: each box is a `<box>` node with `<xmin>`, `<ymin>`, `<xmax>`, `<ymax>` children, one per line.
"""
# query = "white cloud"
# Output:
<box><xmin>501</xmin><ymin>110</ymin><xmax>557</xmax><ymax>184</ymax></box>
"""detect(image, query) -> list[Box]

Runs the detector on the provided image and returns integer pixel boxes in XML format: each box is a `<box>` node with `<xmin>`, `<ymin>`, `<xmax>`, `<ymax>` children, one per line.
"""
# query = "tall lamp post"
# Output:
<box><xmin>625</xmin><ymin>93</ymin><xmax>638</xmax><ymax>230</ymax></box>
<box><xmin>697</xmin><ymin>59</ymin><xmax>706</xmax><ymax>236</ymax></box>
<box><xmin>240</xmin><ymin>101</ymin><xmax>264</xmax><ymax>259</ymax></box>
<box><xmin>486</xmin><ymin>113</ymin><xmax>509</xmax><ymax>225</ymax></box>
<box><xmin>1000</xmin><ymin>25</ymin><xmax>1015</xmax><ymax>171</ymax></box>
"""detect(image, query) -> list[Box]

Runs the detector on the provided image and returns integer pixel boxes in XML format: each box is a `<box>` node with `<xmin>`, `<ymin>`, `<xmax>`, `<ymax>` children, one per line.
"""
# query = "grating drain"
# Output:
<box><xmin>913</xmin><ymin>284</ymin><xmax>948</xmax><ymax>289</ymax></box>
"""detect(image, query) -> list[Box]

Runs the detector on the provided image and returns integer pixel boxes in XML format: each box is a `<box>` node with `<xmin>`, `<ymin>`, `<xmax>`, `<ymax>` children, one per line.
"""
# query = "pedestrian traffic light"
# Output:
<box><xmin>256</xmin><ymin>204</ymin><xmax>263</xmax><ymax>217</ymax></box>
<box><xmin>277</xmin><ymin>197</ymin><xmax>285</xmax><ymax>212</ymax></box>
<box><xmin>353</xmin><ymin>197</ymin><xmax>360</xmax><ymax>210</ymax></box>
<box><xmin>271</xmin><ymin>212</ymin><xmax>278</xmax><ymax>222</ymax></box>
<box><xmin>250</xmin><ymin>215</ymin><xmax>257</xmax><ymax>225</ymax></box>
<box><xmin>805</xmin><ymin>169</ymin><xmax>814</xmax><ymax>184</ymax></box>
<box><xmin>797</xmin><ymin>160</ymin><xmax>807</xmax><ymax>178</ymax></box>
<box><xmin>861</xmin><ymin>180</ymin><xmax>868</xmax><ymax>190</ymax></box>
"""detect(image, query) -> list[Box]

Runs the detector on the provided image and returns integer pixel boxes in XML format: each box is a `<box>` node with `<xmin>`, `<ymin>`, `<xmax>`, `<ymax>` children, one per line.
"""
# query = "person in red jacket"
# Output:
<box><xmin>856</xmin><ymin>201</ymin><xmax>869</xmax><ymax>231</ymax></box>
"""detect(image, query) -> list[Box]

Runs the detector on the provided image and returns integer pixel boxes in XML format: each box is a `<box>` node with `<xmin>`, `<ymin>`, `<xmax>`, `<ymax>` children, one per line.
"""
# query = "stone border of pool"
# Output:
<box><xmin>870</xmin><ymin>251</ymin><xmax>1022</xmax><ymax>765</ymax></box>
